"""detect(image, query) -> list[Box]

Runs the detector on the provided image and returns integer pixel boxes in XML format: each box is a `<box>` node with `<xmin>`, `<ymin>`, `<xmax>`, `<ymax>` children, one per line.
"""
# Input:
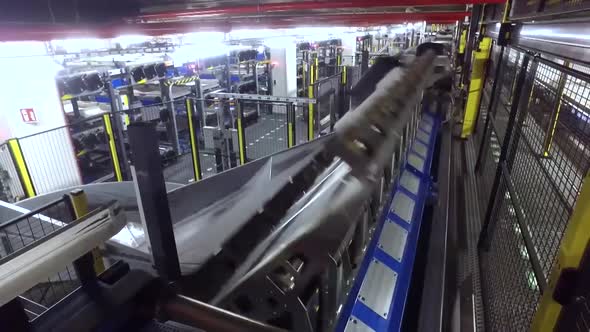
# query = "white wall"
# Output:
<box><xmin>0</xmin><ymin>42</ymin><xmax>82</xmax><ymax>194</ymax></box>
<box><xmin>341</xmin><ymin>34</ymin><xmax>358</xmax><ymax>66</ymax></box>
<box><xmin>270</xmin><ymin>42</ymin><xmax>297</xmax><ymax>99</ymax></box>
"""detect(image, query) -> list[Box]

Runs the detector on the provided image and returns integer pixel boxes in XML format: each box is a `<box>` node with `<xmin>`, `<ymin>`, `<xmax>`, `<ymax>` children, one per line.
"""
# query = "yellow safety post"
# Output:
<box><xmin>186</xmin><ymin>98</ymin><xmax>203</xmax><ymax>180</ymax></box>
<box><xmin>342</xmin><ymin>66</ymin><xmax>347</xmax><ymax>86</ymax></box>
<box><xmin>315</xmin><ymin>57</ymin><xmax>319</xmax><ymax>85</ymax></box>
<box><xmin>308</xmin><ymin>57</ymin><xmax>317</xmax><ymax>141</ymax></box>
<box><xmin>287</xmin><ymin>104</ymin><xmax>295</xmax><ymax>148</ymax></box>
<box><xmin>459</xmin><ymin>30</ymin><xmax>467</xmax><ymax>55</ymax></box>
<box><xmin>531</xmin><ymin>172</ymin><xmax>590</xmax><ymax>331</ymax></box>
<box><xmin>7</xmin><ymin>138</ymin><xmax>36</xmax><ymax>198</ymax></box>
<box><xmin>68</xmin><ymin>189</ymin><xmax>105</xmax><ymax>274</ymax></box>
<box><xmin>542</xmin><ymin>62</ymin><xmax>569</xmax><ymax>157</ymax></box>
<box><xmin>461</xmin><ymin>37</ymin><xmax>493</xmax><ymax>138</ymax></box>
<box><xmin>102</xmin><ymin>114</ymin><xmax>123</xmax><ymax>182</ymax></box>
<box><xmin>236</xmin><ymin>102</ymin><xmax>247</xmax><ymax>165</ymax></box>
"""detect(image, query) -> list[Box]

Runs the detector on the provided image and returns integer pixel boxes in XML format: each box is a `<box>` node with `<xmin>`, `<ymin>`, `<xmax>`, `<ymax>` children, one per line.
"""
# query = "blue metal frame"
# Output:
<box><xmin>336</xmin><ymin>111</ymin><xmax>441</xmax><ymax>331</ymax></box>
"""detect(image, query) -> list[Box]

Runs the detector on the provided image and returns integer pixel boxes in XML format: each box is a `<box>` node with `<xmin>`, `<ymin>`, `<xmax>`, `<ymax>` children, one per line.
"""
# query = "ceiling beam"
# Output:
<box><xmin>134</xmin><ymin>0</ymin><xmax>498</xmax><ymax>22</ymax></box>
<box><xmin>0</xmin><ymin>11</ymin><xmax>469</xmax><ymax>41</ymax></box>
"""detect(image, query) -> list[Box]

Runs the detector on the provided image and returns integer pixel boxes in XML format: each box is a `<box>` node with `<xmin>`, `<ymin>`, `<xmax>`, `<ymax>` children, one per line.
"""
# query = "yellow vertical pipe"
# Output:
<box><xmin>102</xmin><ymin>114</ymin><xmax>123</xmax><ymax>182</ymax></box>
<box><xmin>531</xmin><ymin>172</ymin><xmax>590</xmax><ymax>331</ymax></box>
<box><xmin>186</xmin><ymin>98</ymin><xmax>202</xmax><ymax>180</ymax></box>
<box><xmin>308</xmin><ymin>58</ymin><xmax>316</xmax><ymax>141</ymax></box>
<box><xmin>461</xmin><ymin>37</ymin><xmax>493</xmax><ymax>138</ymax></box>
<box><xmin>236</xmin><ymin>104</ymin><xmax>246</xmax><ymax>165</ymax></box>
<box><xmin>459</xmin><ymin>30</ymin><xmax>467</xmax><ymax>55</ymax></box>
<box><xmin>7</xmin><ymin>138</ymin><xmax>36</xmax><ymax>197</ymax></box>
<box><xmin>69</xmin><ymin>189</ymin><xmax>105</xmax><ymax>274</ymax></box>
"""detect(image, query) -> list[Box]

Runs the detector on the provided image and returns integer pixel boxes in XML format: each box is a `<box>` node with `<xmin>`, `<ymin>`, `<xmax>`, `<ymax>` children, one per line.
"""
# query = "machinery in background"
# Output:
<box><xmin>0</xmin><ymin>43</ymin><xmax>450</xmax><ymax>332</ymax></box>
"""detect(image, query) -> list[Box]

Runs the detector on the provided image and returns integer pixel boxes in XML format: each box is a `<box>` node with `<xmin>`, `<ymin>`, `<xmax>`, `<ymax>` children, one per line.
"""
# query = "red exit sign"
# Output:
<box><xmin>20</xmin><ymin>108</ymin><xmax>37</xmax><ymax>123</ymax></box>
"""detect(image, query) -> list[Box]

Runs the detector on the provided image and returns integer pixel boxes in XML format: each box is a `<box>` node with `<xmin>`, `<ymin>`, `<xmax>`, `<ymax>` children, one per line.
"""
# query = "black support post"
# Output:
<box><xmin>361</xmin><ymin>50</ymin><xmax>369</xmax><ymax>75</ymax></box>
<box><xmin>0</xmin><ymin>299</ymin><xmax>30</xmax><ymax>332</ymax></box>
<box><xmin>128</xmin><ymin>122</ymin><xmax>181</xmax><ymax>282</ymax></box>
<box><xmin>71</xmin><ymin>98</ymin><xmax>81</xmax><ymax>118</ymax></box>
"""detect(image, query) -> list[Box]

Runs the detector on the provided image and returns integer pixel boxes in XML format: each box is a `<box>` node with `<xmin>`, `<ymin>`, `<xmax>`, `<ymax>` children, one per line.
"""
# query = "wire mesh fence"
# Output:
<box><xmin>477</xmin><ymin>46</ymin><xmax>590</xmax><ymax>331</ymax></box>
<box><xmin>476</xmin><ymin>47</ymin><xmax>526</xmax><ymax>209</ymax></box>
<box><xmin>0</xmin><ymin>196</ymin><xmax>79</xmax><ymax>319</ymax></box>
<box><xmin>241</xmin><ymin>100</ymin><xmax>289</xmax><ymax>161</ymax></box>
<box><xmin>68</xmin><ymin>114</ymin><xmax>120</xmax><ymax>184</ymax></box>
<box><xmin>480</xmin><ymin>175</ymin><xmax>542</xmax><ymax>331</ymax></box>
<box><xmin>294</xmin><ymin>103</ymin><xmax>310</xmax><ymax>145</ymax></box>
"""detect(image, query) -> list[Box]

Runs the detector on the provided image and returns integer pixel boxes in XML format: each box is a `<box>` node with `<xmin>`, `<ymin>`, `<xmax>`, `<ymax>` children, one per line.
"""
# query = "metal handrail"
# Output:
<box><xmin>0</xmin><ymin>197</ymin><xmax>65</xmax><ymax>229</ymax></box>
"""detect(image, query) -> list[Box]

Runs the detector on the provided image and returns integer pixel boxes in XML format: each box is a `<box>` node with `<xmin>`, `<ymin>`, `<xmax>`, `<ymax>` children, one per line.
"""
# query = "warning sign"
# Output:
<box><xmin>20</xmin><ymin>108</ymin><xmax>37</xmax><ymax>123</ymax></box>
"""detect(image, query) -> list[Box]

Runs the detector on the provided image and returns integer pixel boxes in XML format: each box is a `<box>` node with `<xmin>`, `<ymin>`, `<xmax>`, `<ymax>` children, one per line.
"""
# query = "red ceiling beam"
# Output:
<box><xmin>134</xmin><ymin>0</ymin><xmax>497</xmax><ymax>22</ymax></box>
<box><xmin>0</xmin><ymin>12</ymin><xmax>469</xmax><ymax>41</ymax></box>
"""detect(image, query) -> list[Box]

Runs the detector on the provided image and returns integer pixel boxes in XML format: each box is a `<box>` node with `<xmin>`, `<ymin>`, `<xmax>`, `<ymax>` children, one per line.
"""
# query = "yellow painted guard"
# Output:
<box><xmin>237</xmin><ymin>112</ymin><xmax>246</xmax><ymax>165</ymax></box>
<box><xmin>531</xmin><ymin>172</ymin><xmax>590</xmax><ymax>331</ymax></box>
<box><xmin>459</xmin><ymin>30</ymin><xmax>467</xmax><ymax>55</ymax></box>
<box><xmin>308</xmin><ymin>59</ymin><xmax>317</xmax><ymax>141</ymax></box>
<box><xmin>7</xmin><ymin>138</ymin><xmax>36</xmax><ymax>197</ymax></box>
<box><xmin>288</xmin><ymin>122</ymin><xmax>294</xmax><ymax>148</ymax></box>
<box><xmin>186</xmin><ymin>98</ymin><xmax>202</xmax><ymax>180</ymax></box>
<box><xmin>308</xmin><ymin>85</ymin><xmax>315</xmax><ymax>141</ymax></box>
<box><xmin>69</xmin><ymin>190</ymin><xmax>105</xmax><ymax>274</ymax></box>
<box><xmin>102</xmin><ymin>114</ymin><xmax>123</xmax><ymax>182</ymax></box>
<box><xmin>461</xmin><ymin>37</ymin><xmax>492</xmax><ymax>138</ymax></box>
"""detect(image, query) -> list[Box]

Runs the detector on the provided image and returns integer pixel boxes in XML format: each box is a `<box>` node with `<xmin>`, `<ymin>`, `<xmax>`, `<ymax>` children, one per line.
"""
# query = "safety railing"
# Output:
<box><xmin>475</xmin><ymin>44</ymin><xmax>590</xmax><ymax>330</ymax></box>
<box><xmin>3</xmin><ymin>113</ymin><xmax>128</xmax><ymax>199</ymax></box>
<box><xmin>0</xmin><ymin>67</ymin><xmax>359</xmax><ymax>199</ymax></box>
<box><xmin>0</xmin><ymin>143</ymin><xmax>25</xmax><ymax>202</ymax></box>
<box><xmin>0</xmin><ymin>195</ymin><xmax>78</xmax><ymax>320</ymax></box>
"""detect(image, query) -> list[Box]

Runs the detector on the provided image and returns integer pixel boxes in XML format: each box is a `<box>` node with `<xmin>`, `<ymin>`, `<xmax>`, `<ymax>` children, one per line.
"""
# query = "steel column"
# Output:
<box><xmin>128</xmin><ymin>122</ymin><xmax>181</xmax><ymax>282</ymax></box>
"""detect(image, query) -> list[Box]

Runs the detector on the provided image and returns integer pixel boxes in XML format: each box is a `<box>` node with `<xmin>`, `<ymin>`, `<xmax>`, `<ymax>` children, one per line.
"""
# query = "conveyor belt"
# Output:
<box><xmin>6</xmin><ymin>136</ymin><xmax>330</xmax><ymax>275</ymax></box>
